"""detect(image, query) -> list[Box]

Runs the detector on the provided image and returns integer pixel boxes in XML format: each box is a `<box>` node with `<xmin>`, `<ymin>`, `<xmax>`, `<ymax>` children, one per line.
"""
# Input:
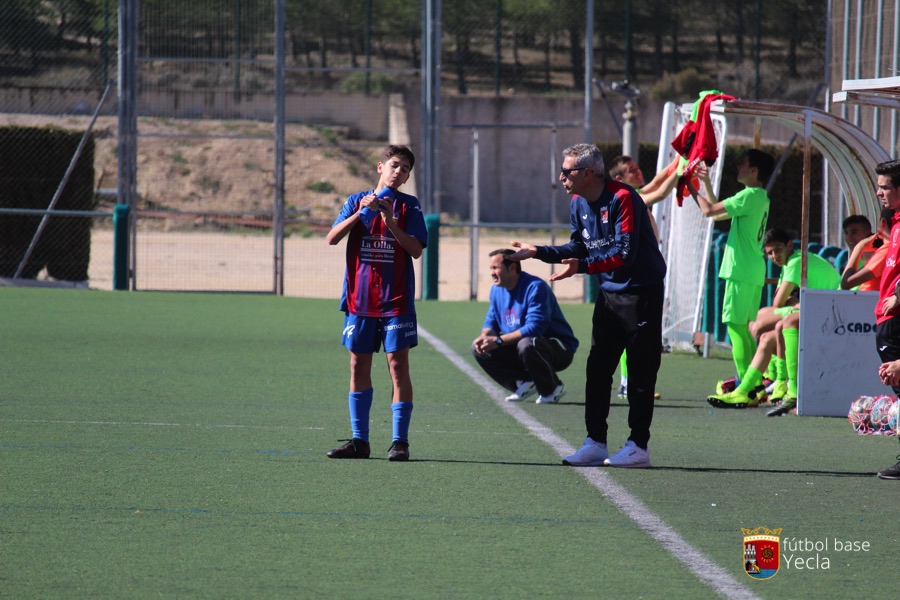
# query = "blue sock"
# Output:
<box><xmin>349</xmin><ymin>388</ymin><xmax>373</xmax><ymax>442</ymax></box>
<box><xmin>391</xmin><ymin>402</ymin><xmax>413</xmax><ymax>442</ymax></box>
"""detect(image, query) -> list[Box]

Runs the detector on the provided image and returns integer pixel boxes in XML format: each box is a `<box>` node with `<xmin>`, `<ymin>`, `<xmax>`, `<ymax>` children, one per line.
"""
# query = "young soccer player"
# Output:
<box><xmin>688</xmin><ymin>149</ymin><xmax>775</xmax><ymax>396</ymax></box>
<box><xmin>325</xmin><ymin>145</ymin><xmax>428</xmax><ymax>461</ymax></box>
<box><xmin>707</xmin><ymin>228</ymin><xmax>841</xmax><ymax>408</ymax></box>
<box><xmin>607</xmin><ymin>155</ymin><xmax>677</xmax><ymax>399</ymax></box>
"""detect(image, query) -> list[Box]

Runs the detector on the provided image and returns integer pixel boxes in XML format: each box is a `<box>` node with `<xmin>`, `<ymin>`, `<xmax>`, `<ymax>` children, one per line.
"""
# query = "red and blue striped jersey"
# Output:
<box><xmin>334</xmin><ymin>189</ymin><xmax>428</xmax><ymax>317</ymax></box>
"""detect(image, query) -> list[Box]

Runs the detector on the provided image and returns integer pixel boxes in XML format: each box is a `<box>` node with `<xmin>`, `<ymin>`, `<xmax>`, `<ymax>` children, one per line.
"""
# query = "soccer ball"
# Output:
<box><xmin>870</xmin><ymin>395</ymin><xmax>895</xmax><ymax>432</ymax></box>
<box><xmin>848</xmin><ymin>396</ymin><xmax>874</xmax><ymax>432</ymax></box>
<box><xmin>887</xmin><ymin>400</ymin><xmax>899</xmax><ymax>435</ymax></box>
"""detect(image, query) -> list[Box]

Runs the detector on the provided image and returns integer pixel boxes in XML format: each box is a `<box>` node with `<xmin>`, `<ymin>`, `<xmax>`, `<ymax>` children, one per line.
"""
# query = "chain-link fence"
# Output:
<box><xmin>1</xmin><ymin>1</ymin><xmax>831</xmax><ymax>298</ymax></box>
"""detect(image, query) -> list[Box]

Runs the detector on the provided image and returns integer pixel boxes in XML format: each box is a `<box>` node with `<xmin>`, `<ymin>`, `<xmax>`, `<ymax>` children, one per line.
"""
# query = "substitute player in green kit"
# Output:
<box><xmin>687</xmin><ymin>149</ymin><xmax>774</xmax><ymax>398</ymax></box>
<box><xmin>707</xmin><ymin>227</ymin><xmax>841</xmax><ymax>408</ymax></box>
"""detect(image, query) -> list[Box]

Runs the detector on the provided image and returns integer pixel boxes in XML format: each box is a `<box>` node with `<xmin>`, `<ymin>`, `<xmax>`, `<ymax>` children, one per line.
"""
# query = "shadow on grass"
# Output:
<box><xmin>643</xmin><ymin>465</ymin><xmax>876</xmax><ymax>478</ymax></box>
<box><xmin>386</xmin><ymin>458</ymin><xmax>563</xmax><ymax>467</ymax></box>
<box><xmin>398</xmin><ymin>459</ymin><xmax>878</xmax><ymax>477</ymax></box>
<box><xmin>550</xmin><ymin>401</ymin><xmax>698</xmax><ymax>409</ymax></box>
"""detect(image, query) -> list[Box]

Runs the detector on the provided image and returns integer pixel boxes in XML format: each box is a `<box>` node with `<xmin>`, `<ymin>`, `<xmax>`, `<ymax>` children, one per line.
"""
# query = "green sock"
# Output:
<box><xmin>619</xmin><ymin>350</ymin><xmax>628</xmax><ymax>379</ymax></box>
<box><xmin>783</xmin><ymin>327</ymin><xmax>799</xmax><ymax>396</ymax></box>
<box><xmin>736</xmin><ymin>366</ymin><xmax>763</xmax><ymax>394</ymax></box>
<box><xmin>773</xmin><ymin>356</ymin><xmax>787</xmax><ymax>382</ymax></box>
<box><xmin>727</xmin><ymin>323</ymin><xmax>756</xmax><ymax>380</ymax></box>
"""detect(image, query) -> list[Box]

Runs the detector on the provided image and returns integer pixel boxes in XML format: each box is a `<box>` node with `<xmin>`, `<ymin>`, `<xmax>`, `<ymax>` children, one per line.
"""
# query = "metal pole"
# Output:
<box><xmin>584</xmin><ymin>0</ymin><xmax>594</xmax><ymax>303</ymax></box>
<box><xmin>755</xmin><ymin>0</ymin><xmax>762</xmax><ymax>99</ymax></box>
<box><xmin>550</xmin><ymin>126</ymin><xmax>558</xmax><ymax>244</ymax></box>
<box><xmin>469</xmin><ymin>129</ymin><xmax>480</xmax><ymax>301</ymax></box>
<box><xmin>893</xmin><ymin>0</ymin><xmax>899</xmax><ymax>157</ymax></box>
<box><xmin>549</xmin><ymin>126</ymin><xmax>558</xmax><ymax>283</ymax></box>
<box><xmin>433</xmin><ymin>0</ymin><xmax>442</xmax><ymax>214</ymax></box>
<box><xmin>421</xmin><ymin>0</ymin><xmax>441</xmax><ymax>214</ymax></box>
<box><xmin>118</xmin><ymin>0</ymin><xmax>138</xmax><ymax>290</ymax></box>
<box><xmin>494</xmin><ymin>0</ymin><xmax>502</xmax><ymax>96</ymax></box>
<box><xmin>801</xmin><ymin>111</ymin><xmax>812</xmax><ymax>290</ymax></box>
<box><xmin>420</xmin><ymin>0</ymin><xmax>431</xmax><ymax>212</ymax></box>
<box><xmin>235</xmin><ymin>0</ymin><xmax>242</xmax><ymax>98</ymax></box>
<box><xmin>365</xmin><ymin>0</ymin><xmax>372</xmax><ymax>95</ymax></box>
<box><xmin>823</xmin><ymin>0</ymin><xmax>833</xmax><ymax>246</ymax></box>
<box><xmin>584</xmin><ymin>0</ymin><xmax>594</xmax><ymax>144</ymax></box>
<box><xmin>622</xmin><ymin>100</ymin><xmax>637</xmax><ymax>157</ymax></box>
<box><xmin>840</xmin><ymin>0</ymin><xmax>850</xmax><ymax>121</ymax></box>
<box><xmin>874</xmin><ymin>0</ymin><xmax>884</xmax><ymax>140</ymax></box>
<box><xmin>853</xmin><ymin>0</ymin><xmax>863</xmax><ymax>126</ymax></box>
<box><xmin>102</xmin><ymin>0</ymin><xmax>110</xmax><ymax>84</ymax></box>
<box><xmin>274</xmin><ymin>0</ymin><xmax>286</xmax><ymax>295</ymax></box>
<box><xmin>624</xmin><ymin>0</ymin><xmax>632</xmax><ymax>82</ymax></box>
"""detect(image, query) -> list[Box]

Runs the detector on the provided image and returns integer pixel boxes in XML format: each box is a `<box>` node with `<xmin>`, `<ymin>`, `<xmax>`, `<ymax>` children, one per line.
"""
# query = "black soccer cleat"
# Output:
<box><xmin>877</xmin><ymin>456</ymin><xmax>900</xmax><ymax>480</ymax></box>
<box><xmin>327</xmin><ymin>438</ymin><xmax>370</xmax><ymax>459</ymax></box>
<box><xmin>387</xmin><ymin>440</ymin><xmax>410</xmax><ymax>462</ymax></box>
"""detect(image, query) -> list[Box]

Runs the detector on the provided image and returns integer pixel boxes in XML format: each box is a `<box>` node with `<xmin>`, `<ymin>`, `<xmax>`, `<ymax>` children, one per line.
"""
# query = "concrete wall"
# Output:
<box><xmin>408</xmin><ymin>92</ymin><xmax>797</xmax><ymax>222</ymax></box>
<box><xmin>0</xmin><ymin>87</ymin><xmax>390</xmax><ymax>140</ymax></box>
<box><xmin>1</xmin><ymin>86</ymin><xmax>798</xmax><ymax>223</ymax></box>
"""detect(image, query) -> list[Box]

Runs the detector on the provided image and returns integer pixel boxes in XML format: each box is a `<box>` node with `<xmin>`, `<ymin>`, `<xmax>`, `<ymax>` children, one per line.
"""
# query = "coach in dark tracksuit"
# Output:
<box><xmin>509</xmin><ymin>143</ymin><xmax>666</xmax><ymax>468</ymax></box>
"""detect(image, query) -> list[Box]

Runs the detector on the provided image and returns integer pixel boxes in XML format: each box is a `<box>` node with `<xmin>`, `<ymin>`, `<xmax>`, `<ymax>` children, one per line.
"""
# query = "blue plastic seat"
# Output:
<box><xmin>833</xmin><ymin>248</ymin><xmax>850</xmax><ymax>273</ymax></box>
<box><xmin>817</xmin><ymin>245</ymin><xmax>842</xmax><ymax>266</ymax></box>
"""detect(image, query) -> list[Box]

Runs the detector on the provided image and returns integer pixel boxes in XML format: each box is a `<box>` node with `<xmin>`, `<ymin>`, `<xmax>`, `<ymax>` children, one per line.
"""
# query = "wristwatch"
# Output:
<box><xmin>495</xmin><ymin>336</ymin><xmax>503</xmax><ymax>346</ymax></box>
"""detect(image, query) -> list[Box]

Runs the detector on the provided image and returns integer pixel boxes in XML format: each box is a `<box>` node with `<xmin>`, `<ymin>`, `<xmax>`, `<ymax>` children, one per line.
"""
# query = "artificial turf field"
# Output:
<box><xmin>1</xmin><ymin>287</ymin><xmax>897</xmax><ymax>599</ymax></box>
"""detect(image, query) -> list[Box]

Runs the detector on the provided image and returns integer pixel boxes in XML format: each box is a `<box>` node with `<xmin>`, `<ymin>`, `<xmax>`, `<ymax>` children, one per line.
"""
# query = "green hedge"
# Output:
<box><xmin>0</xmin><ymin>126</ymin><xmax>96</xmax><ymax>281</ymax></box>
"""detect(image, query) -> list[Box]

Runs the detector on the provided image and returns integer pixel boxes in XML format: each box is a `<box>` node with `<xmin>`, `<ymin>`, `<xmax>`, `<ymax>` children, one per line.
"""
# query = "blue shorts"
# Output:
<box><xmin>342</xmin><ymin>313</ymin><xmax>418</xmax><ymax>354</ymax></box>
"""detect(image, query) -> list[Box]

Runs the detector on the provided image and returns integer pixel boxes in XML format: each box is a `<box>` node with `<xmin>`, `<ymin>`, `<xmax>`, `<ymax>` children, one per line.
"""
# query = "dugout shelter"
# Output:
<box><xmin>682</xmin><ymin>97</ymin><xmax>889</xmax><ymax>416</ymax></box>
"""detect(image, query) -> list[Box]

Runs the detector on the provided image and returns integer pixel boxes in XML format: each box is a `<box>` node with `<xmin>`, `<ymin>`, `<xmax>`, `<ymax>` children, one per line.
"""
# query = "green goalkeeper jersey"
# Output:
<box><xmin>719</xmin><ymin>186</ymin><xmax>770</xmax><ymax>284</ymax></box>
<box><xmin>778</xmin><ymin>249</ymin><xmax>842</xmax><ymax>290</ymax></box>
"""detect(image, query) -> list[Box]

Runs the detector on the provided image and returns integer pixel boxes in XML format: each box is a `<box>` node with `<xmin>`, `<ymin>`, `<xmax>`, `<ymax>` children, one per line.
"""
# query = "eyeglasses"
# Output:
<box><xmin>560</xmin><ymin>166</ymin><xmax>585</xmax><ymax>178</ymax></box>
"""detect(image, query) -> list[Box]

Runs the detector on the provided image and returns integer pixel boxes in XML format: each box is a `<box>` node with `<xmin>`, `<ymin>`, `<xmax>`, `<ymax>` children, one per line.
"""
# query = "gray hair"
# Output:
<box><xmin>563</xmin><ymin>143</ymin><xmax>605</xmax><ymax>176</ymax></box>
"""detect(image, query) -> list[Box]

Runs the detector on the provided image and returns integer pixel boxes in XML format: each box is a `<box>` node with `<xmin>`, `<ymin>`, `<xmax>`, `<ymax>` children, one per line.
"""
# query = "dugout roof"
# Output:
<box><xmin>710</xmin><ymin>99</ymin><xmax>888</xmax><ymax>228</ymax></box>
<box><xmin>832</xmin><ymin>76</ymin><xmax>900</xmax><ymax>109</ymax></box>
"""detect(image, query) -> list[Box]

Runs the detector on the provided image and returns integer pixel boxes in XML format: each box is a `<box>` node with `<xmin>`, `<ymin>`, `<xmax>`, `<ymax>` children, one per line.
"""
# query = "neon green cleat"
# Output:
<box><xmin>707</xmin><ymin>389</ymin><xmax>759</xmax><ymax>409</ymax></box>
<box><xmin>768</xmin><ymin>380</ymin><xmax>789</xmax><ymax>402</ymax></box>
<box><xmin>715</xmin><ymin>377</ymin><xmax>738</xmax><ymax>395</ymax></box>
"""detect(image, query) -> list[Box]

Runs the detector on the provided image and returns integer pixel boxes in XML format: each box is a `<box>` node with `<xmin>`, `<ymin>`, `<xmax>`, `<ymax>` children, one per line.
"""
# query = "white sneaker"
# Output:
<box><xmin>562</xmin><ymin>437</ymin><xmax>608</xmax><ymax>466</ymax></box>
<box><xmin>505</xmin><ymin>380</ymin><xmax>536</xmax><ymax>402</ymax></box>
<box><xmin>536</xmin><ymin>382</ymin><xmax>565</xmax><ymax>404</ymax></box>
<box><xmin>604</xmin><ymin>440</ymin><xmax>651</xmax><ymax>468</ymax></box>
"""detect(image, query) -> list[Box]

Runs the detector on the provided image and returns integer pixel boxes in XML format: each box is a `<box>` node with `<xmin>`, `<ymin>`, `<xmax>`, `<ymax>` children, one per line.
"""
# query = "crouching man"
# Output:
<box><xmin>472</xmin><ymin>249</ymin><xmax>579</xmax><ymax>404</ymax></box>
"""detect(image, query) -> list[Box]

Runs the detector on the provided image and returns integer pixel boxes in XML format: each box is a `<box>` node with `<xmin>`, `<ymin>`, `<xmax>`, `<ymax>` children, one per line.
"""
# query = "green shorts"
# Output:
<box><xmin>721</xmin><ymin>279</ymin><xmax>763</xmax><ymax>325</ymax></box>
<box><xmin>774</xmin><ymin>305</ymin><xmax>801</xmax><ymax>319</ymax></box>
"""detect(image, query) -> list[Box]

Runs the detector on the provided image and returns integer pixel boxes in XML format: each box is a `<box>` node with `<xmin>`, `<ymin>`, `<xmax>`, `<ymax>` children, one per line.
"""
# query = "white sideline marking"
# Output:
<box><xmin>419</xmin><ymin>326</ymin><xmax>760</xmax><ymax>600</ymax></box>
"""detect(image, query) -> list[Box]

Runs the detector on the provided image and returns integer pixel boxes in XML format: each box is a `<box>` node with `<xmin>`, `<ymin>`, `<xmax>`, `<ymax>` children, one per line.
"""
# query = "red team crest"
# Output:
<box><xmin>741</xmin><ymin>526</ymin><xmax>781</xmax><ymax>579</ymax></box>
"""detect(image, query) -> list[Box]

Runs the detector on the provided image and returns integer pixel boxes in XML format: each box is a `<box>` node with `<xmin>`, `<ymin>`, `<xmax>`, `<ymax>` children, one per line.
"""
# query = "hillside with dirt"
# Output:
<box><xmin>2</xmin><ymin>113</ymin><xmax>380</xmax><ymax>226</ymax></box>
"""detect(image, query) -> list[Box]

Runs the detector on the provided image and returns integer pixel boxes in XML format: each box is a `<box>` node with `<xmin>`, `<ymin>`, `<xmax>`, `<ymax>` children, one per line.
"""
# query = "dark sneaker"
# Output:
<box><xmin>326</xmin><ymin>438</ymin><xmax>370</xmax><ymax>459</ymax></box>
<box><xmin>387</xmin><ymin>440</ymin><xmax>410</xmax><ymax>462</ymax></box>
<box><xmin>766</xmin><ymin>396</ymin><xmax>796</xmax><ymax>417</ymax></box>
<box><xmin>877</xmin><ymin>457</ymin><xmax>900</xmax><ymax>480</ymax></box>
